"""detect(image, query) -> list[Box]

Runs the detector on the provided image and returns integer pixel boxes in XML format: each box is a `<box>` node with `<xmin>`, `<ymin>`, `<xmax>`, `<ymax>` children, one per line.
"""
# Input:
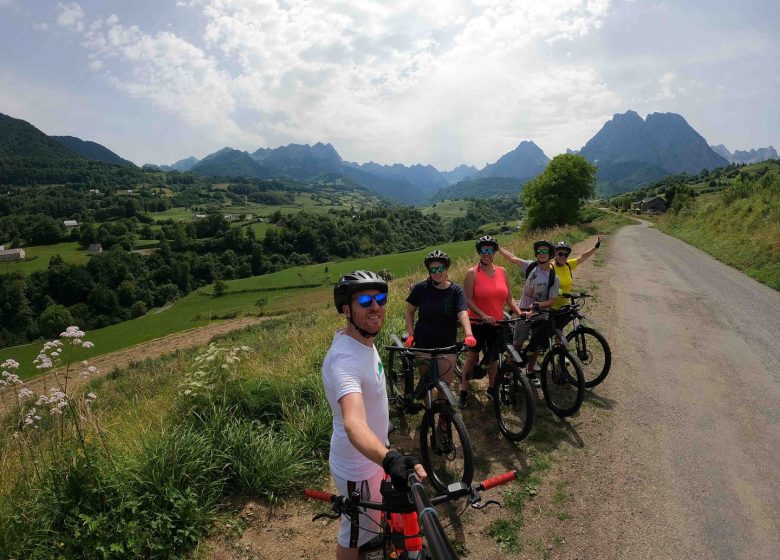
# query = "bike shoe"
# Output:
<box><xmin>458</xmin><ymin>390</ymin><xmax>469</xmax><ymax>409</ymax></box>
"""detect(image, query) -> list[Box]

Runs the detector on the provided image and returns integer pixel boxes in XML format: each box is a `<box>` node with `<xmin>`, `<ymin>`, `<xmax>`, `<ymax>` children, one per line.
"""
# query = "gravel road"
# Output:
<box><xmin>566</xmin><ymin>221</ymin><xmax>780</xmax><ymax>559</ymax></box>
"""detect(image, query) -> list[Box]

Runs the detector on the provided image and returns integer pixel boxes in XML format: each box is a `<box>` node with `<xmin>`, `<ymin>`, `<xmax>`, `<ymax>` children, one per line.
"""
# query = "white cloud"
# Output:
<box><xmin>54</xmin><ymin>0</ymin><xmax>619</xmax><ymax>165</ymax></box>
<box><xmin>658</xmin><ymin>72</ymin><xmax>675</xmax><ymax>99</ymax></box>
<box><xmin>56</xmin><ymin>2</ymin><xmax>84</xmax><ymax>32</ymax></box>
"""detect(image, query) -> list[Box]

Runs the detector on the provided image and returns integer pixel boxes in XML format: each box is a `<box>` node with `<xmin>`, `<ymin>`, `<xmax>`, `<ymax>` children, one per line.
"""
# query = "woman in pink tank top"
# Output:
<box><xmin>458</xmin><ymin>236</ymin><xmax>524</xmax><ymax>408</ymax></box>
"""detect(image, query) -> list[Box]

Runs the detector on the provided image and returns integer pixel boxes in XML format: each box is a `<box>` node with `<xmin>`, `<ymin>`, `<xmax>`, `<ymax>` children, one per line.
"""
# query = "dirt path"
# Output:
<box><xmin>552</xmin><ymin>221</ymin><xmax>780</xmax><ymax>559</ymax></box>
<box><xmin>1</xmin><ymin>316</ymin><xmax>277</xmax><ymax>415</ymax></box>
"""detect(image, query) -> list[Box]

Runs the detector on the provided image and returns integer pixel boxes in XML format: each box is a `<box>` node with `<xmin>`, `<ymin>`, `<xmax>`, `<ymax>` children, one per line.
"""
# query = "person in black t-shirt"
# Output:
<box><xmin>405</xmin><ymin>250</ymin><xmax>476</xmax><ymax>388</ymax></box>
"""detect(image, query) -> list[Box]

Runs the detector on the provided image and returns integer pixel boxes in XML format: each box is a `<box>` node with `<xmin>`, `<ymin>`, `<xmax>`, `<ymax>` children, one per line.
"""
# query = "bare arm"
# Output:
<box><xmin>340</xmin><ymin>392</ymin><xmax>389</xmax><ymax>466</ymax></box>
<box><xmin>404</xmin><ymin>303</ymin><xmax>417</xmax><ymax>337</ymax></box>
<box><xmin>576</xmin><ymin>234</ymin><xmax>602</xmax><ymax>264</ymax></box>
<box><xmin>498</xmin><ymin>246</ymin><xmax>523</xmax><ymax>266</ymax></box>
<box><xmin>457</xmin><ymin>310</ymin><xmax>473</xmax><ymax>337</ymax></box>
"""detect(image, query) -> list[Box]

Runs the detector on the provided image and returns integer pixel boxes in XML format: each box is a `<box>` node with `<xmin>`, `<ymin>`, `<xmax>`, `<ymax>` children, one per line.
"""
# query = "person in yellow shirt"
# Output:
<box><xmin>551</xmin><ymin>236</ymin><xmax>603</xmax><ymax>309</ymax></box>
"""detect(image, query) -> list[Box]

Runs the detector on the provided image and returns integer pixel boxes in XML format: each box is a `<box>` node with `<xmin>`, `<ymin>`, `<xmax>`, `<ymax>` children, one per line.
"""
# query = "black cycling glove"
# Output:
<box><xmin>383</xmin><ymin>450</ymin><xmax>420</xmax><ymax>491</ymax></box>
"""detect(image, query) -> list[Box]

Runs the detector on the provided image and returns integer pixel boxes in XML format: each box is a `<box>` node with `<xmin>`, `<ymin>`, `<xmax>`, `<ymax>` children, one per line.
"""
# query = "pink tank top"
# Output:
<box><xmin>468</xmin><ymin>265</ymin><xmax>509</xmax><ymax>321</ymax></box>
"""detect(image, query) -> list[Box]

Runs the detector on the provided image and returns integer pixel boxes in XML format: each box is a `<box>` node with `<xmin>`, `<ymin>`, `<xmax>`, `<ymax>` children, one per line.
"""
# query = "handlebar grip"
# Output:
<box><xmin>479</xmin><ymin>470</ymin><xmax>517</xmax><ymax>490</ymax></box>
<box><xmin>305</xmin><ymin>489</ymin><xmax>334</xmax><ymax>502</ymax></box>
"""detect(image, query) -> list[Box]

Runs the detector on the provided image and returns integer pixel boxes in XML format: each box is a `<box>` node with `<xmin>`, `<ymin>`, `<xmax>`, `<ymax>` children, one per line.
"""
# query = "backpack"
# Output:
<box><xmin>524</xmin><ymin>261</ymin><xmax>566</xmax><ymax>300</ymax></box>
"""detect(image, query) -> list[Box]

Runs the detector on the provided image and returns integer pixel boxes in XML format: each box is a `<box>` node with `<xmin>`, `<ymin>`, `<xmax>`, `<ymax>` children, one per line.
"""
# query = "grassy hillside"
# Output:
<box><xmin>656</xmin><ymin>166</ymin><xmax>780</xmax><ymax>289</ymax></box>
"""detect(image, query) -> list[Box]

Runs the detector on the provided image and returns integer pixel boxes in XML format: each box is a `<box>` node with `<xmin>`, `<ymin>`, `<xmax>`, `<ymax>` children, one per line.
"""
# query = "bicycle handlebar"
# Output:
<box><xmin>384</xmin><ymin>342</ymin><xmax>465</xmax><ymax>355</ymax></box>
<box><xmin>561</xmin><ymin>292</ymin><xmax>591</xmax><ymax>300</ymax></box>
<box><xmin>304</xmin><ymin>469</ymin><xmax>517</xmax><ymax>511</ymax></box>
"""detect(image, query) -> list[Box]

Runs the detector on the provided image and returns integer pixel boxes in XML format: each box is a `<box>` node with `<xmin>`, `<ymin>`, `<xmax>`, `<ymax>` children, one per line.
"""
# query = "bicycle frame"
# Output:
<box><xmin>387</xmin><ymin>340</ymin><xmax>461</xmax><ymax>410</ymax></box>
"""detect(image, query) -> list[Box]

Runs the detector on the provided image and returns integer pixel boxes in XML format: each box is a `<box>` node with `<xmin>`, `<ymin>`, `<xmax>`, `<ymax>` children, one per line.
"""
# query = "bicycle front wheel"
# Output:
<box><xmin>419</xmin><ymin>401</ymin><xmax>474</xmax><ymax>493</ymax></box>
<box><xmin>493</xmin><ymin>359</ymin><xmax>534</xmax><ymax>441</ymax></box>
<box><xmin>565</xmin><ymin>326</ymin><xmax>612</xmax><ymax>388</ymax></box>
<box><xmin>540</xmin><ymin>347</ymin><xmax>585</xmax><ymax>417</ymax></box>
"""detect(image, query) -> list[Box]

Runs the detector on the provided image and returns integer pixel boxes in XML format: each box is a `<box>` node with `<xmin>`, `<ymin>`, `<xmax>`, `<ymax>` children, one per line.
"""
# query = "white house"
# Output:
<box><xmin>87</xmin><ymin>243</ymin><xmax>103</xmax><ymax>255</ymax></box>
<box><xmin>63</xmin><ymin>220</ymin><xmax>78</xmax><ymax>228</ymax></box>
<box><xmin>0</xmin><ymin>248</ymin><xmax>25</xmax><ymax>262</ymax></box>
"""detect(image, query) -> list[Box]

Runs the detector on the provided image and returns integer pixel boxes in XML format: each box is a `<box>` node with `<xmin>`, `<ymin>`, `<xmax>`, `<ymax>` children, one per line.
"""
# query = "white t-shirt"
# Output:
<box><xmin>518</xmin><ymin>261</ymin><xmax>560</xmax><ymax>309</ymax></box>
<box><xmin>322</xmin><ymin>329</ymin><xmax>389</xmax><ymax>481</ymax></box>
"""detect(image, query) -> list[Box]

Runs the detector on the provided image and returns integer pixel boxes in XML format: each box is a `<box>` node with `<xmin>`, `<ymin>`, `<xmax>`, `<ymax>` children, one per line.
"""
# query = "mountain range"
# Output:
<box><xmin>2</xmin><ymin>110</ymin><xmax>777</xmax><ymax>204</ymax></box>
<box><xmin>710</xmin><ymin>144</ymin><xmax>778</xmax><ymax>165</ymax></box>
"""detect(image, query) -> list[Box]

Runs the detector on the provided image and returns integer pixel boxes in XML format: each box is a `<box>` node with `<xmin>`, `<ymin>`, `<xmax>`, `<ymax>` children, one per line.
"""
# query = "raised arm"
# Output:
<box><xmin>576</xmin><ymin>234</ymin><xmax>603</xmax><ymax>264</ymax></box>
<box><xmin>498</xmin><ymin>246</ymin><xmax>523</xmax><ymax>266</ymax></box>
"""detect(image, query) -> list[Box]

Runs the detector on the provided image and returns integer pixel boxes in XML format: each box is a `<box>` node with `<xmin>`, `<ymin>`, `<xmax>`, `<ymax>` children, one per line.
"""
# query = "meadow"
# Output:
<box><xmin>0</xmin><ymin>210</ymin><xmax>633</xmax><ymax>559</ymax></box>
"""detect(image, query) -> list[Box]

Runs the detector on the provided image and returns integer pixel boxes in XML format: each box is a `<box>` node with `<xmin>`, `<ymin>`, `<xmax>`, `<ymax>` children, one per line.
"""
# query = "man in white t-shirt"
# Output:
<box><xmin>322</xmin><ymin>270</ymin><xmax>427</xmax><ymax>560</ymax></box>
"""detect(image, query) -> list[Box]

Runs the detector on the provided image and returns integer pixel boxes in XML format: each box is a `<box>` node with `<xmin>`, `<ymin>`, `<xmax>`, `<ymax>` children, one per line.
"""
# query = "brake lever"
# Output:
<box><xmin>471</xmin><ymin>499</ymin><xmax>501</xmax><ymax>510</ymax></box>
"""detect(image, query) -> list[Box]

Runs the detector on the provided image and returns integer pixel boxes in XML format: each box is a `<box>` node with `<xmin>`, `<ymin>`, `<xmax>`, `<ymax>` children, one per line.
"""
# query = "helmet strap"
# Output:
<box><xmin>348</xmin><ymin>315</ymin><xmax>379</xmax><ymax>338</ymax></box>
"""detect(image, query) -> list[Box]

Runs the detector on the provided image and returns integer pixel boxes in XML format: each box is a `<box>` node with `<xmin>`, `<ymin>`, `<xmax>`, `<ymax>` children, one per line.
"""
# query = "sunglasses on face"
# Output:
<box><xmin>536</xmin><ymin>249</ymin><xmax>551</xmax><ymax>255</ymax></box>
<box><xmin>355</xmin><ymin>293</ymin><xmax>388</xmax><ymax>308</ymax></box>
<box><xmin>556</xmin><ymin>251</ymin><xmax>570</xmax><ymax>257</ymax></box>
<box><xmin>479</xmin><ymin>247</ymin><xmax>495</xmax><ymax>255</ymax></box>
<box><xmin>429</xmin><ymin>265</ymin><xmax>447</xmax><ymax>274</ymax></box>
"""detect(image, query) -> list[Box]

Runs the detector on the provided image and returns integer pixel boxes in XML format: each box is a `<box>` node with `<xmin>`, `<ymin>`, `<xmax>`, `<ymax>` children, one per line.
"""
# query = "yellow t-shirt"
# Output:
<box><xmin>552</xmin><ymin>258</ymin><xmax>578</xmax><ymax>309</ymax></box>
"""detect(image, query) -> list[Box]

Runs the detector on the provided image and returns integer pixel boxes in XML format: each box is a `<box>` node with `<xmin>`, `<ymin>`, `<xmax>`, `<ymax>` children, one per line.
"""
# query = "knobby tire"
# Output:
<box><xmin>565</xmin><ymin>326</ymin><xmax>612</xmax><ymax>388</ymax></box>
<box><xmin>419</xmin><ymin>401</ymin><xmax>474</xmax><ymax>493</ymax></box>
<box><xmin>540</xmin><ymin>346</ymin><xmax>585</xmax><ymax>417</ymax></box>
<box><xmin>493</xmin><ymin>359</ymin><xmax>534</xmax><ymax>441</ymax></box>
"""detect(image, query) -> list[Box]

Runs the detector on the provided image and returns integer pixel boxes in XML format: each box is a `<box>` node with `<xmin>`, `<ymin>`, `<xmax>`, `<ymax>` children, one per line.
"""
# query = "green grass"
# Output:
<box><xmin>0</xmin><ymin>242</ymin><xmax>90</xmax><ymax>275</ymax></box>
<box><xmin>421</xmin><ymin>199</ymin><xmax>472</xmax><ymax>219</ymax></box>
<box><xmin>0</xmin><ymin>210</ymin><xmax>627</xmax><ymax>558</ymax></box>
<box><xmin>656</xmin><ymin>174</ymin><xmax>780</xmax><ymax>290</ymax></box>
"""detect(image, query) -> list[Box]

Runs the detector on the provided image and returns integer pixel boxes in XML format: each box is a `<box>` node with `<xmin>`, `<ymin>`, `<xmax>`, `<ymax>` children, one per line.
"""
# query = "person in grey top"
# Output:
<box><xmin>498</xmin><ymin>240</ymin><xmax>560</xmax><ymax>386</ymax></box>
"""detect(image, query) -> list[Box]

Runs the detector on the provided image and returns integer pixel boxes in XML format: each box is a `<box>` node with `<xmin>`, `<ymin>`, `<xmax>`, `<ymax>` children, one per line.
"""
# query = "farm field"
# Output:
<box><xmin>151</xmin><ymin>190</ymin><xmax>385</xmax><ymax>223</ymax></box>
<box><xmin>421</xmin><ymin>198</ymin><xmax>471</xmax><ymax>219</ymax></box>
<box><xmin>1</xmin><ymin>241</ymin><xmax>90</xmax><ymax>275</ymax></box>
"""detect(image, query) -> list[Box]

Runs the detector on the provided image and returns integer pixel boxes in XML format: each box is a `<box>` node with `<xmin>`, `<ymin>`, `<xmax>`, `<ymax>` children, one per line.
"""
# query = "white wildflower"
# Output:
<box><xmin>60</xmin><ymin>326</ymin><xmax>86</xmax><ymax>339</ymax></box>
<box><xmin>18</xmin><ymin>388</ymin><xmax>33</xmax><ymax>399</ymax></box>
<box><xmin>1</xmin><ymin>359</ymin><xmax>20</xmax><ymax>370</ymax></box>
<box><xmin>82</xmin><ymin>341</ymin><xmax>95</xmax><ymax>349</ymax></box>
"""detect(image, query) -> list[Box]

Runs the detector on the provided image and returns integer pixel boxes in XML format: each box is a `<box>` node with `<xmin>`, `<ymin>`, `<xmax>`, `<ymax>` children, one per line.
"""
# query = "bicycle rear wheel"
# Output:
<box><xmin>540</xmin><ymin>346</ymin><xmax>585</xmax><ymax>417</ymax></box>
<box><xmin>565</xmin><ymin>326</ymin><xmax>611</xmax><ymax>388</ymax></box>
<box><xmin>419</xmin><ymin>401</ymin><xmax>474</xmax><ymax>493</ymax></box>
<box><xmin>493</xmin><ymin>359</ymin><xmax>534</xmax><ymax>441</ymax></box>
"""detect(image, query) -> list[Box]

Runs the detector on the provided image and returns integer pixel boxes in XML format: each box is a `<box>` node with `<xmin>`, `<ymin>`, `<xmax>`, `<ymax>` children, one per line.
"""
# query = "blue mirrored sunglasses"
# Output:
<box><xmin>479</xmin><ymin>247</ymin><xmax>495</xmax><ymax>255</ymax></box>
<box><xmin>355</xmin><ymin>293</ymin><xmax>388</xmax><ymax>308</ymax></box>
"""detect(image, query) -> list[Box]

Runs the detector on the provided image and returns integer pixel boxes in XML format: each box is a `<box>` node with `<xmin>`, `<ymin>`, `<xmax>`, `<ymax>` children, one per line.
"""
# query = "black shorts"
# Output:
<box><xmin>469</xmin><ymin>323</ymin><xmax>502</xmax><ymax>354</ymax></box>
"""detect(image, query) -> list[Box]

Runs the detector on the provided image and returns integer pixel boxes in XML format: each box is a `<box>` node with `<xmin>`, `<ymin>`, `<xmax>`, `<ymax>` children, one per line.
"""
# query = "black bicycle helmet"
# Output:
<box><xmin>424</xmin><ymin>249</ymin><xmax>450</xmax><ymax>268</ymax></box>
<box><xmin>533</xmin><ymin>239</ymin><xmax>555</xmax><ymax>254</ymax></box>
<box><xmin>555</xmin><ymin>241</ymin><xmax>572</xmax><ymax>253</ymax></box>
<box><xmin>475</xmin><ymin>235</ymin><xmax>499</xmax><ymax>252</ymax></box>
<box><xmin>334</xmin><ymin>270</ymin><xmax>388</xmax><ymax>313</ymax></box>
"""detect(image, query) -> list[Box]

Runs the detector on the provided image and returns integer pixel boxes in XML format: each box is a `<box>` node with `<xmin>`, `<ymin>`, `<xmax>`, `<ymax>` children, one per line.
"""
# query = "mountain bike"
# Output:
<box><xmin>305</xmin><ymin>469</ymin><xmax>517</xmax><ymax>559</ymax></box>
<box><xmin>557</xmin><ymin>292</ymin><xmax>612</xmax><ymax>388</ymax></box>
<box><xmin>514</xmin><ymin>309</ymin><xmax>586</xmax><ymax>417</ymax></box>
<box><xmin>457</xmin><ymin>318</ymin><xmax>535</xmax><ymax>442</ymax></box>
<box><xmin>385</xmin><ymin>336</ymin><xmax>474</xmax><ymax>493</ymax></box>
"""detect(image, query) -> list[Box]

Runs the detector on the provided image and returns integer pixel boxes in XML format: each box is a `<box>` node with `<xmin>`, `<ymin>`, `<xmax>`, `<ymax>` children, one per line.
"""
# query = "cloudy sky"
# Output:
<box><xmin>0</xmin><ymin>0</ymin><xmax>777</xmax><ymax>169</ymax></box>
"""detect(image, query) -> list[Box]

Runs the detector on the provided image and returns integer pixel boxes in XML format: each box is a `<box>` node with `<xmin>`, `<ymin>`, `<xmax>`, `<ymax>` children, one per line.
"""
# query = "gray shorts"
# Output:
<box><xmin>512</xmin><ymin>315</ymin><xmax>547</xmax><ymax>348</ymax></box>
